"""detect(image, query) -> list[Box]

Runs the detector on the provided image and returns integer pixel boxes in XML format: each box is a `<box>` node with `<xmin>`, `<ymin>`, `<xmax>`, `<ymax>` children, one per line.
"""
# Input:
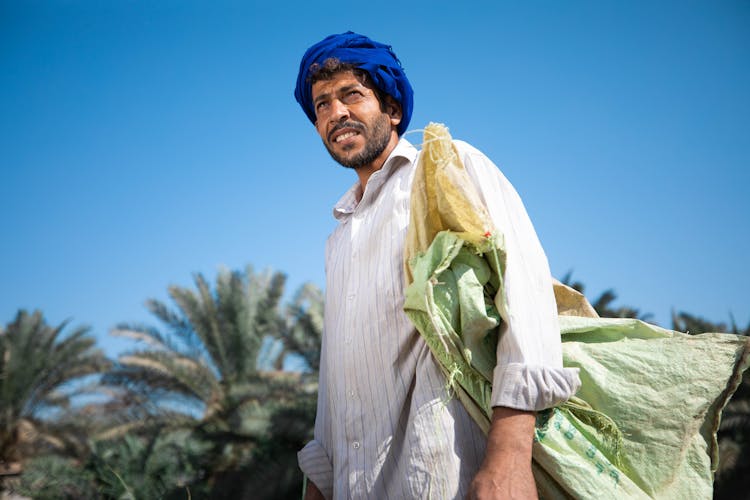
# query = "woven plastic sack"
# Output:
<box><xmin>403</xmin><ymin>123</ymin><xmax>750</xmax><ymax>498</ymax></box>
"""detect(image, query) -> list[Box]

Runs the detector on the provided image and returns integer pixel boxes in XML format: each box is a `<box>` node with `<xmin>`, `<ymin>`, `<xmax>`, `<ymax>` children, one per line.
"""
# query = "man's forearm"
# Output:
<box><xmin>484</xmin><ymin>406</ymin><xmax>535</xmax><ymax>464</ymax></box>
<box><xmin>468</xmin><ymin>406</ymin><xmax>538</xmax><ymax>499</ymax></box>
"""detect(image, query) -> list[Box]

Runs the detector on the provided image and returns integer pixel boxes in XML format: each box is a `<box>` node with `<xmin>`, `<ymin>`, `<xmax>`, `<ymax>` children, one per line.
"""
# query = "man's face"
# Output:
<box><xmin>311</xmin><ymin>71</ymin><xmax>399</xmax><ymax>170</ymax></box>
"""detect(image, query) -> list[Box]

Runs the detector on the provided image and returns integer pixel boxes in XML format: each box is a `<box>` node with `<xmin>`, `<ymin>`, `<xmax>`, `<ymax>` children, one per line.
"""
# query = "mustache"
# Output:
<box><xmin>328</xmin><ymin>121</ymin><xmax>365</xmax><ymax>142</ymax></box>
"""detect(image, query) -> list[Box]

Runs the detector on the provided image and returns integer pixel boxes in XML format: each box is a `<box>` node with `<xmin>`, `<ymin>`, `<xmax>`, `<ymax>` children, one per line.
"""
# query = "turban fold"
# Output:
<box><xmin>294</xmin><ymin>31</ymin><xmax>414</xmax><ymax>136</ymax></box>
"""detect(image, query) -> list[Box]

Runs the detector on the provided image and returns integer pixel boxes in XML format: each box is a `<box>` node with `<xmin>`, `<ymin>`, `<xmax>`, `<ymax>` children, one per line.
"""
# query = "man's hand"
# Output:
<box><xmin>467</xmin><ymin>407</ymin><xmax>538</xmax><ymax>500</ymax></box>
<box><xmin>304</xmin><ymin>478</ymin><xmax>325</xmax><ymax>500</ymax></box>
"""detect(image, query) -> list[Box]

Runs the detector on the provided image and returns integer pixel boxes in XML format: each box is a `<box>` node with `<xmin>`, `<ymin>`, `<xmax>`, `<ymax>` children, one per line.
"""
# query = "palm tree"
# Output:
<box><xmin>559</xmin><ymin>271</ymin><xmax>652</xmax><ymax>321</ymax></box>
<box><xmin>210</xmin><ymin>281</ymin><xmax>323</xmax><ymax>499</ymax></box>
<box><xmin>85</xmin><ymin>428</ymin><xmax>210</xmax><ymax>500</ymax></box>
<box><xmin>16</xmin><ymin>425</ymin><xmax>211</xmax><ymax>500</ymax></box>
<box><xmin>277</xmin><ymin>282</ymin><xmax>324</xmax><ymax>373</ymax></box>
<box><xmin>0</xmin><ymin>309</ymin><xmax>110</xmax><ymax>491</ymax></box>
<box><xmin>13</xmin><ymin>454</ymin><xmax>98</xmax><ymax>499</ymax></box>
<box><xmin>104</xmin><ymin>266</ymin><xmax>321</xmax><ymax>497</ymax></box>
<box><xmin>672</xmin><ymin>311</ymin><xmax>728</xmax><ymax>335</ymax></box>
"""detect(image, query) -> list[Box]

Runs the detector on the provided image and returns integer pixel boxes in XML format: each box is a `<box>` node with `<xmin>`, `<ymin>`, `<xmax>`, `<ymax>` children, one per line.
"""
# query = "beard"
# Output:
<box><xmin>323</xmin><ymin>113</ymin><xmax>392</xmax><ymax>169</ymax></box>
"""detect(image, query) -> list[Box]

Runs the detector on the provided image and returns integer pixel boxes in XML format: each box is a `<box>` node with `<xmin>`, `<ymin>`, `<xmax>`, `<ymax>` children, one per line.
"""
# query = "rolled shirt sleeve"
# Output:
<box><xmin>298</xmin><ymin>439</ymin><xmax>333</xmax><ymax>500</ymax></box>
<box><xmin>298</xmin><ymin>334</ymin><xmax>335</xmax><ymax>500</ymax></box>
<box><xmin>457</xmin><ymin>141</ymin><xmax>581</xmax><ymax>411</ymax></box>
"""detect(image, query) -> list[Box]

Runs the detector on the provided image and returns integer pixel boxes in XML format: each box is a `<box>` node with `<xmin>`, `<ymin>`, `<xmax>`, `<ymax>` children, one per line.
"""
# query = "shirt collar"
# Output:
<box><xmin>332</xmin><ymin>138</ymin><xmax>418</xmax><ymax>220</ymax></box>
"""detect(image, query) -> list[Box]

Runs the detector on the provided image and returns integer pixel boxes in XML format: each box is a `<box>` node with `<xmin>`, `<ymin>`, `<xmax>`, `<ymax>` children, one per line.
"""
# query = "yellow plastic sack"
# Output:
<box><xmin>404</xmin><ymin>123</ymin><xmax>498</xmax><ymax>283</ymax></box>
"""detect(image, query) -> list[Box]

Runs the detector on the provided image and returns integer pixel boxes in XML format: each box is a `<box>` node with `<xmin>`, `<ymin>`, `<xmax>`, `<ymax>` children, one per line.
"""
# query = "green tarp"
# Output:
<box><xmin>403</xmin><ymin>123</ymin><xmax>750</xmax><ymax>498</ymax></box>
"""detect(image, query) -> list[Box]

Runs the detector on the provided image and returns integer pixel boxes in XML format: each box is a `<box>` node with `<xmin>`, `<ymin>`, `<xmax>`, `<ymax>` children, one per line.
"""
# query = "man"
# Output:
<box><xmin>294</xmin><ymin>32</ymin><xmax>580</xmax><ymax>499</ymax></box>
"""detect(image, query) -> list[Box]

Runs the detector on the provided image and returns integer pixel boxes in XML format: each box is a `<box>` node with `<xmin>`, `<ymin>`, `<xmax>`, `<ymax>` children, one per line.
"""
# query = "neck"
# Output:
<box><xmin>354</xmin><ymin>133</ymin><xmax>400</xmax><ymax>198</ymax></box>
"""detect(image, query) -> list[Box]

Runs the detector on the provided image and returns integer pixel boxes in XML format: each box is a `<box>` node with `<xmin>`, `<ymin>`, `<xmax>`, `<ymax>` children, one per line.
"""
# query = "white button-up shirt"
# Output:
<box><xmin>299</xmin><ymin>138</ymin><xmax>580</xmax><ymax>499</ymax></box>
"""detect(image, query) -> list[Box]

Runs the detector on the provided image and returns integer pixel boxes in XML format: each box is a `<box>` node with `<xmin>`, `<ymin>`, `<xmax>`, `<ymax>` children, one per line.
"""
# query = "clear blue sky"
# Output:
<box><xmin>2</xmin><ymin>1</ymin><xmax>748</xmax><ymax>357</ymax></box>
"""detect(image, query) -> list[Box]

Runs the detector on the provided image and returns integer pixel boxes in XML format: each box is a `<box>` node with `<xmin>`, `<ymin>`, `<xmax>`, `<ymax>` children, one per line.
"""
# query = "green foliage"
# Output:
<box><xmin>16</xmin><ymin>429</ymin><xmax>210</xmax><ymax>499</ymax></box>
<box><xmin>85</xmin><ymin>430</ymin><xmax>209</xmax><ymax>499</ymax></box>
<box><xmin>105</xmin><ymin>267</ymin><xmax>289</xmax><ymax>415</ymax></box>
<box><xmin>279</xmin><ymin>282</ymin><xmax>324</xmax><ymax>372</ymax></box>
<box><xmin>672</xmin><ymin>311</ymin><xmax>750</xmax><ymax>337</ymax></box>
<box><xmin>0</xmin><ymin>309</ymin><xmax>110</xmax><ymax>488</ymax></box>
<box><xmin>16</xmin><ymin>265</ymin><xmax>745</xmax><ymax>498</ymax></box>
<box><xmin>208</xmin><ymin>393</ymin><xmax>317</xmax><ymax>499</ymax></box>
<box><xmin>14</xmin><ymin>455</ymin><xmax>98</xmax><ymax>499</ymax></box>
<box><xmin>100</xmin><ymin>266</ymin><xmax>321</xmax><ymax>497</ymax></box>
<box><xmin>672</xmin><ymin>311</ymin><xmax>728</xmax><ymax>335</ymax></box>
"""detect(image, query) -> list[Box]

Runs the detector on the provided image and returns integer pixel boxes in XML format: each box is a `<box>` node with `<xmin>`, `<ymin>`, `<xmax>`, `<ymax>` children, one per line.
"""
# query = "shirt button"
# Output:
<box><xmin>347</xmin><ymin>294</ymin><xmax>355</xmax><ymax>301</ymax></box>
<box><xmin>349</xmin><ymin>390</ymin><xmax>356</xmax><ymax>397</ymax></box>
<box><xmin>352</xmin><ymin>441</ymin><xmax>360</xmax><ymax>449</ymax></box>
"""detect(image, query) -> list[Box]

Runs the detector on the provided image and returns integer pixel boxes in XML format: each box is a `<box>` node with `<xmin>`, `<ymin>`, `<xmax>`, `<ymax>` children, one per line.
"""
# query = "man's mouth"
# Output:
<box><xmin>330</xmin><ymin>123</ymin><xmax>365</xmax><ymax>144</ymax></box>
<box><xmin>335</xmin><ymin>131</ymin><xmax>359</xmax><ymax>143</ymax></box>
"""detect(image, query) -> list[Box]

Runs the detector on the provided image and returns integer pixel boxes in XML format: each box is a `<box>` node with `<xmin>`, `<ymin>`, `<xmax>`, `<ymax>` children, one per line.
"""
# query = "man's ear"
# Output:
<box><xmin>385</xmin><ymin>96</ymin><xmax>403</xmax><ymax>127</ymax></box>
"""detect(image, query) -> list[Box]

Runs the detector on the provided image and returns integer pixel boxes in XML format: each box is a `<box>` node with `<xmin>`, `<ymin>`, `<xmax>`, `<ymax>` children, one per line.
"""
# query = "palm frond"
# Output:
<box><xmin>0</xmin><ymin>309</ymin><xmax>109</xmax><ymax>464</ymax></box>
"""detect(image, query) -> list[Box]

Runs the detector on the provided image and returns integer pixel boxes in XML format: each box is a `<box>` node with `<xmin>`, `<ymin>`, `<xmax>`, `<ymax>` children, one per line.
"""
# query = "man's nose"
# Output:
<box><xmin>329</xmin><ymin>98</ymin><xmax>350</xmax><ymax>122</ymax></box>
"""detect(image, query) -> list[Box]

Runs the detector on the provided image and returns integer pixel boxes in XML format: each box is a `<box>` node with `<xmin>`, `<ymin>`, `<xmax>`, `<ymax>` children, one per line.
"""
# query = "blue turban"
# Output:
<box><xmin>294</xmin><ymin>31</ymin><xmax>414</xmax><ymax>136</ymax></box>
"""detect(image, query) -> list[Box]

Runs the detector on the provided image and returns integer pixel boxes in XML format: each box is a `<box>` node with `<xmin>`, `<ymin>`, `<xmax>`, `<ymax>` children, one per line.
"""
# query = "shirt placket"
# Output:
<box><xmin>343</xmin><ymin>210</ymin><xmax>366</xmax><ymax>497</ymax></box>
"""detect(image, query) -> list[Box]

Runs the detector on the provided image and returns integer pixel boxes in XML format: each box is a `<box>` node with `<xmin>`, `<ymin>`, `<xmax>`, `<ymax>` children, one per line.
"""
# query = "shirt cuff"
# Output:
<box><xmin>298</xmin><ymin>439</ymin><xmax>333</xmax><ymax>500</ymax></box>
<box><xmin>490</xmin><ymin>362</ymin><xmax>581</xmax><ymax>411</ymax></box>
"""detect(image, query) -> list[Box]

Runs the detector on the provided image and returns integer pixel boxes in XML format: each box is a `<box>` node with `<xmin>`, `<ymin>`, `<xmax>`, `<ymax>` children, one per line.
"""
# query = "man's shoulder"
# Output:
<box><xmin>451</xmin><ymin>139</ymin><xmax>494</xmax><ymax>165</ymax></box>
<box><xmin>451</xmin><ymin>139</ymin><xmax>481</xmax><ymax>154</ymax></box>
<box><xmin>448</xmin><ymin>138</ymin><xmax>516</xmax><ymax>192</ymax></box>
<box><xmin>450</xmin><ymin>139</ymin><xmax>501</xmax><ymax>172</ymax></box>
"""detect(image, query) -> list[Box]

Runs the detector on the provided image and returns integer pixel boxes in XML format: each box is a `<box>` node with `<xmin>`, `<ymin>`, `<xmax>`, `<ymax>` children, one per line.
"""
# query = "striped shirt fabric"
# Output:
<box><xmin>298</xmin><ymin>138</ymin><xmax>581</xmax><ymax>499</ymax></box>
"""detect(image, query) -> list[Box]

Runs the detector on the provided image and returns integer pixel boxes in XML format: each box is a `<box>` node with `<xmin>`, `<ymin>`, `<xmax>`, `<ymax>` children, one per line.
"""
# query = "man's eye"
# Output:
<box><xmin>342</xmin><ymin>91</ymin><xmax>363</xmax><ymax>103</ymax></box>
<box><xmin>316</xmin><ymin>101</ymin><xmax>329</xmax><ymax>112</ymax></box>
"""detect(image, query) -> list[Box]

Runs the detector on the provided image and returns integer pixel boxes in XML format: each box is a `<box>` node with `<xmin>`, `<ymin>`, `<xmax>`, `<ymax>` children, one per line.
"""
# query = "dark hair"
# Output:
<box><xmin>307</xmin><ymin>57</ymin><xmax>390</xmax><ymax>112</ymax></box>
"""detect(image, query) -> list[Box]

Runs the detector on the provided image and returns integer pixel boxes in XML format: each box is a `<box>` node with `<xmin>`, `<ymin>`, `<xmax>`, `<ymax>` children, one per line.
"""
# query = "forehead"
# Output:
<box><xmin>311</xmin><ymin>71</ymin><xmax>367</xmax><ymax>100</ymax></box>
